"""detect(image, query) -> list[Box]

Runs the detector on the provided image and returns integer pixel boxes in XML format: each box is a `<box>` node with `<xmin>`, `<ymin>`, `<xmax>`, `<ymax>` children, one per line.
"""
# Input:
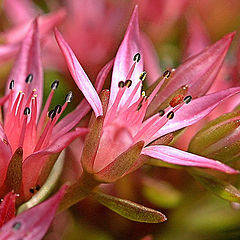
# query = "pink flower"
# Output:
<box><xmin>0</xmin><ymin>20</ymin><xmax>88</xmax><ymax>201</ymax></box>
<box><xmin>0</xmin><ymin>185</ymin><xmax>67</xmax><ymax>240</ymax></box>
<box><xmin>55</xmin><ymin>6</ymin><xmax>240</xmax><ymax>183</ymax></box>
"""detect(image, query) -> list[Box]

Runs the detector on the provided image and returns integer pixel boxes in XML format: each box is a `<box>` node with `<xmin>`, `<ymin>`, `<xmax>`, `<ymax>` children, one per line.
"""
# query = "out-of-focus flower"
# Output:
<box><xmin>0</xmin><ymin>20</ymin><xmax>88</xmax><ymax>202</ymax></box>
<box><xmin>0</xmin><ymin>185</ymin><xmax>67</xmax><ymax>240</ymax></box>
<box><xmin>55</xmin><ymin>6</ymin><xmax>240</xmax><ymax>185</ymax></box>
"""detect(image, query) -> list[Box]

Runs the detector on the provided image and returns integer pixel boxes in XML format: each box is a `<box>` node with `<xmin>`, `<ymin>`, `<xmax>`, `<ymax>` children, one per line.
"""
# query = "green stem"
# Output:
<box><xmin>58</xmin><ymin>171</ymin><xmax>100</xmax><ymax>212</ymax></box>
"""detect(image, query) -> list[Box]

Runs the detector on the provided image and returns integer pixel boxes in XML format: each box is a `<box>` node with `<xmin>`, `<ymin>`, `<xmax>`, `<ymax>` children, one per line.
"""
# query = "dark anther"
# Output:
<box><xmin>163</xmin><ymin>70</ymin><xmax>171</xmax><ymax>79</ymax></box>
<box><xmin>51</xmin><ymin>80</ymin><xmax>59</xmax><ymax>90</ymax></box>
<box><xmin>54</xmin><ymin>104</ymin><xmax>62</xmax><ymax>114</ymax></box>
<box><xmin>48</xmin><ymin>109</ymin><xmax>56</xmax><ymax>120</ymax></box>
<box><xmin>24</xmin><ymin>107</ymin><xmax>31</xmax><ymax>115</ymax></box>
<box><xmin>65</xmin><ymin>91</ymin><xmax>73</xmax><ymax>103</ymax></box>
<box><xmin>133</xmin><ymin>53</ymin><xmax>141</xmax><ymax>63</ymax></box>
<box><xmin>125</xmin><ymin>80</ymin><xmax>132</xmax><ymax>88</ymax></box>
<box><xmin>9</xmin><ymin>80</ymin><xmax>14</xmax><ymax>90</ymax></box>
<box><xmin>35</xmin><ymin>185</ymin><xmax>41</xmax><ymax>191</ymax></box>
<box><xmin>159</xmin><ymin>110</ymin><xmax>165</xmax><ymax>116</ymax></box>
<box><xmin>25</xmin><ymin>74</ymin><xmax>33</xmax><ymax>84</ymax></box>
<box><xmin>167</xmin><ymin>111</ymin><xmax>174</xmax><ymax>120</ymax></box>
<box><xmin>139</xmin><ymin>71</ymin><xmax>147</xmax><ymax>81</ymax></box>
<box><xmin>118</xmin><ymin>81</ymin><xmax>125</xmax><ymax>88</ymax></box>
<box><xmin>12</xmin><ymin>222</ymin><xmax>21</xmax><ymax>230</ymax></box>
<box><xmin>184</xmin><ymin>95</ymin><xmax>192</xmax><ymax>104</ymax></box>
<box><xmin>29</xmin><ymin>188</ymin><xmax>35</xmax><ymax>194</ymax></box>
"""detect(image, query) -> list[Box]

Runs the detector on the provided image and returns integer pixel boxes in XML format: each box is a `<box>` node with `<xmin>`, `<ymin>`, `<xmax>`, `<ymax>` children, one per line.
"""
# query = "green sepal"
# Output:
<box><xmin>92</xmin><ymin>190</ymin><xmax>167</xmax><ymax>223</ymax></box>
<box><xmin>17</xmin><ymin>150</ymin><xmax>65</xmax><ymax>214</ymax></box>
<box><xmin>190</xmin><ymin>169</ymin><xmax>240</xmax><ymax>203</ymax></box>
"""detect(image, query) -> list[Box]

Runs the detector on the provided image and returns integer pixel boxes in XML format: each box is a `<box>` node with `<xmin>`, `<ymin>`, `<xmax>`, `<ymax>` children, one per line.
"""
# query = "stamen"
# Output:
<box><xmin>167</xmin><ymin>111</ymin><xmax>174</xmax><ymax>119</ymax></box>
<box><xmin>51</xmin><ymin>80</ymin><xmax>59</xmax><ymax>90</ymax></box>
<box><xmin>125</xmin><ymin>80</ymin><xmax>132</xmax><ymax>88</ymax></box>
<box><xmin>35</xmin><ymin>185</ymin><xmax>40</xmax><ymax>191</ymax></box>
<box><xmin>9</xmin><ymin>80</ymin><xmax>14</xmax><ymax>90</ymax></box>
<box><xmin>118</xmin><ymin>81</ymin><xmax>125</xmax><ymax>88</ymax></box>
<box><xmin>65</xmin><ymin>91</ymin><xmax>73</xmax><ymax>103</ymax></box>
<box><xmin>29</xmin><ymin>188</ymin><xmax>34</xmax><ymax>194</ymax></box>
<box><xmin>48</xmin><ymin>109</ymin><xmax>56</xmax><ymax>120</ymax></box>
<box><xmin>184</xmin><ymin>95</ymin><xmax>192</xmax><ymax>104</ymax></box>
<box><xmin>139</xmin><ymin>71</ymin><xmax>147</xmax><ymax>81</ymax></box>
<box><xmin>162</xmin><ymin>70</ymin><xmax>171</xmax><ymax>79</ymax></box>
<box><xmin>18</xmin><ymin>107</ymin><xmax>30</xmax><ymax>147</ymax></box>
<box><xmin>54</xmin><ymin>104</ymin><xmax>62</xmax><ymax>114</ymax></box>
<box><xmin>159</xmin><ymin>110</ymin><xmax>165</xmax><ymax>116</ymax></box>
<box><xmin>25</xmin><ymin>74</ymin><xmax>33</xmax><ymax>84</ymax></box>
<box><xmin>133</xmin><ymin>53</ymin><xmax>141</xmax><ymax>63</ymax></box>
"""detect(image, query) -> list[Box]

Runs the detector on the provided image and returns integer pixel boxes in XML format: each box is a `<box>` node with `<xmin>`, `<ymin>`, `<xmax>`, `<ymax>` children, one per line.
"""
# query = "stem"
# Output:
<box><xmin>57</xmin><ymin>171</ymin><xmax>100</xmax><ymax>213</ymax></box>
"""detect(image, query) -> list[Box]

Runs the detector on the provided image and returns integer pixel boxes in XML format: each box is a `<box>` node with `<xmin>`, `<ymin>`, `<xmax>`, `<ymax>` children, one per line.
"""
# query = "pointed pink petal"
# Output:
<box><xmin>2</xmin><ymin>9</ymin><xmax>66</xmax><ymax>44</ymax></box>
<box><xmin>22</xmin><ymin>128</ymin><xmax>88</xmax><ymax>196</ymax></box>
<box><xmin>55</xmin><ymin>28</ymin><xmax>103</xmax><ymax>117</ymax></box>
<box><xmin>0</xmin><ymin>185</ymin><xmax>67</xmax><ymax>240</ymax></box>
<box><xmin>142</xmin><ymin>145</ymin><xmax>239</xmax><ymax>174</ymax></box>
<box><xmin>3</xmin><ymin>0</ymin><xmax>37</xmax><ymax>25</ymax></box>
<box><xmin>52</xmin><ymin>59</ymin><xmax>113</xmax><ymax>140</ymax></box>
<box><xmin>149</xmin><ymin>32</ymin><xmax>235</xmax><ymax>109</ymax></box>
<box><xmin>109</xmin><ymin>6</ymin><xmax>143</xmax><ymax>108</ymax></box>
<box><xmin>151</xmin><ymin>87</ymin><xmax>240</xmax><ymax>141</ymax></box>
<box><xmin>0</xmin><ymin>192</ymin><xmax>16</xmax><ymax>227</ymax></box>
<box><xmin>0</xmin><ymin>43</ymin><xmax>20</xmax><ymax>62</ymax></box>
<box><xmin>141</xmin><ymin>33</ymin><xmax>161</xmax><ymax>85</ymax></box>
<box><xmin>5</xmin><ymin>19</ymin><xmax>43</xmax><ymax>117</ymax></box>
<box><xmin>0</xmin><ymin>124</ymin><xmax>12</xmax><ymax>188</ymax></box>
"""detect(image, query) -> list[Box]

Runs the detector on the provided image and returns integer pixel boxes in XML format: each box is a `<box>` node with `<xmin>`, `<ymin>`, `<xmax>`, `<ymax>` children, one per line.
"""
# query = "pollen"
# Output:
<box><xmin>118</xmin><ymin>81</ymin><xmax>125</xmax><ymax>88</ymax></box>
<box><xmin>159</xmin><ymin>110</ymin><xmax>165</xmax><ymax>116</ymax></box>
<box><xmin>125</xmin><ymin>80</ymin><xmax>132</xmax><ymax>88</ymax></box>
<box><xmin>133</xmin><ymin>53</ymin><xmax>141</xmax><ymax>63</ymax></box>
<box><xmin>167</xmin><ymin>111</ymin><xmax>174</xmax><ymax>119</ymax></box>
<box><xmin>184</xmin><ymin>95</ymin><xmax>192</xmax><ymax>104</ymax></box>
<box><xmin>139</xmin><ymin>71</ymin><xmax>147</xmax><ymax>81</ymax></box>
<box><xmin>163</xmin><ymin>70</ymin><xmax>171</xmax><ymax>79</ymax></box>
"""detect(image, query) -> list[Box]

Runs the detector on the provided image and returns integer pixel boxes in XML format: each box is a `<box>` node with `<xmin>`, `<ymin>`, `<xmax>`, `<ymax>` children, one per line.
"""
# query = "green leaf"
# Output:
<box><xmin>17</xmin><ymin>150</ymin><xmax>65</xmax><ymax>214</ymax></box>
<box><xmin>92</xmin><ymin>190</ymin><xmax>167</xmax><ymax>223</ymax></box>
<box><xmin>190</xmin><ymin>169</ymin><xmax>240</xmax><ymax>203</ymax></box>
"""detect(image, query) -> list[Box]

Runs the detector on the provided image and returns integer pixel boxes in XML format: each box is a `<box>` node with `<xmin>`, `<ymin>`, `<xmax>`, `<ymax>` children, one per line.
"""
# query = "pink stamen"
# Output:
<box><xmin>18</xmin><ymin>108</ymin><xmax>30</xmax><ymax>147</ymax></box>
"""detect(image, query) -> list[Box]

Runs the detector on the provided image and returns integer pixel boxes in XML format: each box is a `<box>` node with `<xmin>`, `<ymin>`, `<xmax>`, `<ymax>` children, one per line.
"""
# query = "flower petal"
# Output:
<box><xmin>147</xmin><ymin>32</ymin><xmax>235</xmax><ymax>116</ymax></box>
<box><xmin>52</xmin><ymin>59</ymin><xmax>113</xmax><ymax>140</ymax></box>
<box><xmin>0</xmin><ymin>43</ymin><xmax>20</xmax><ymax>62</ymax></box>
<box><xmin>142</xmin><ymin>145</ymin><xmax>239</xmax><ymax>174</ymax></box>
<box><xmin>0</xmin><ymin>192</ymin><xmax>16</xmax><ymax>227</ymax></box>
<box><xmin>22</xmin><ymin>128</ymin><xmax>88</xmax><ymax>197</ymax></box>
<box><xmin>151</xmin><ymin>87</ymin><xmax>240</xmax><ymax>141</ymax></box>
<box><xmin>0</xmin><ymin>125</ymin><xmax>12</xmax><ymax>188</ymax></box>
<box><xmin>5</xmin><ymin>19</ymin><xmax>43</xmax><ymax>117</ymax></box>
<box><xmin>109</xmin><ymin>5</ymin><xmax>143</xmax><ymax>108</ymax></box>
<box><xmin>0</xmin><ymin>185</ymin><xmax>67</xmax><ymax>240</ymax></box>
<box><xmin>55</xmin><ymin>28</ymin><xmax>103</xmax><ymax>117</ymax></box>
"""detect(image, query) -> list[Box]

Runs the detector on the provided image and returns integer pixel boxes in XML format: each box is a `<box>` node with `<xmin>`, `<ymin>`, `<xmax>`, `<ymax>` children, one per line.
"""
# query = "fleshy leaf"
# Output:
<box><xmin>0</xmin><ymin>185</ymin><xmax>67</xmax><ymax>240</ymax></box>
<box><xmin>5</xmin><ymin>19</ymin><xmax>43</xmax><ymax>117</ymax></box>
<box><xmin>147</xmin><ymin>32</ymin><xmax>235</xmax><ymax>116</ymax></box>
<box><xmin>142</xmin><ymin>145</ymin><xmax>239</xmax><ymax>174</ymax></box>
<box><xmin>0</xmin><ymin>192</ymin><xmax>16</xmax><ymax>227</ymax></box>
<box><xmin>18</xmin><ymin>151</ymin><xmax>65</xmax><ymax>214</ymax></box>
<box><xmin>54</xmin><ymin>28</ymin><xmax>103</xmax><ymax>117</ymax></box>
<box><xmin>109</xmin><ymin>5</ymin><xmax>143</xmax><ymax>108</ymax></box>
<box><xmin>151</xmin><ymin>87</ymin><xmax>240</xmax><ymax>141</ymax></box>
<box><xmin>3</xmin><ymin>148</ymin><xmax>23</xmax><ymax>194</ymax></box>
<box><xmin>92</xmin><ymin>190</ymin><xmax>166</xmax><ymax>223</ymax></box>
<box><xmin>190</xmin><ymin>169</ymin><xmax>240</xmax><ymax>203</ymax></box>
<box><xmin>95</xmin><ymin>141</ymin><xmax>144</xmax><ymax>183</ymax></box>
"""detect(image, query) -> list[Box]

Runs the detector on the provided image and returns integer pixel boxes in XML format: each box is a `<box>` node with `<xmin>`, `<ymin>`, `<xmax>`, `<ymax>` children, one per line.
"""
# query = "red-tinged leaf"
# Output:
<box><xmin>3</xmin><ymin>148</ymin><xmax>23</xmax><ymax>194</ymax></box>
<box><xmin>147</xmin><ymin>32</ymin><xmax>235</xmax><ymax>116</ymax></box>
<box><xmin>92</xmin><ymin>190</ymin><xmax>167</xmax><ymax>223</ymax></box>
<box><xmin>150</xmin><ymin>87</ymin><xmax>240</xmax><ymax>142</ymax></box>
<box><xmin>0</xmin><ymin>125</ymin><xmax>12</xmax><ymax>189</ymax></box>
<box><xmin>55</xmin><ymin>28</ymin><xmax>103</xmax><ymax>117</ymax></box>
<box><xmin>0</xmin><ymin>185</ymin><xmax>67</xmax><ymax>240</ymax></box>
<box><xmin>109</xmin><ymin>6</ymin><xmax>143</xmax><ymax>108</ymax></box>
<box><xmin>0</xmin><ymin>192</ymin><xmax>16</xmax><ymax>227</ymax></box>
<box><xmin>190</xmin><ymin>169</ymin><xmax>240</xmax><ymax>203</ymax></box>
<box><xmin>142</xmin><ymin>145</ymin><xmax>239</xmax><ymax>174</ymax></box>
<box><xmin>22</xmin><ymin>128</ymin><xmax>88</xmax><ymax>198</ymax></box>
<box><xmin>5</xmin><ymin>19</ymin><xmax>43</xmax><ymax>117</ymax></box>
<box><xmin>52</xmin><ymin>59</ymin><xmax>113</xmax><ymax>140</ymax></box>
<box><xmin>95</xmin><ymin>141</ymin><xmax>144</xmax><ymax>183</ymax></box>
